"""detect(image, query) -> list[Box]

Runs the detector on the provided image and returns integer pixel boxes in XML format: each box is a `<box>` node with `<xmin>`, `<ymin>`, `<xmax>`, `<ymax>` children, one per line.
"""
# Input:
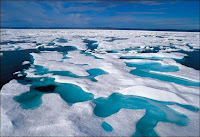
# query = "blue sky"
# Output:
<box><xmin>1</xmin><ymin>1</ymin><xmax>199</xmax><ymax>30</ymax></box>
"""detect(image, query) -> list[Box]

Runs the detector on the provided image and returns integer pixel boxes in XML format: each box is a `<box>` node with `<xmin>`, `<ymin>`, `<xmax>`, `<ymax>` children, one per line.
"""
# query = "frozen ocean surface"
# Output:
<box><xmin>0</xmin><ymin>29</ymin><xmax>199</xmax><ymax>136</ymax></box>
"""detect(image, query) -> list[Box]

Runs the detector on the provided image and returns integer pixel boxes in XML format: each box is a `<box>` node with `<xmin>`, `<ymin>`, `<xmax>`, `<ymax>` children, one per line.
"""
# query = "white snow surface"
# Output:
<box><xmin>1</xmin><ymin>29</ymin><xmax>199</xmax><ymax>136</ymax></box>
<box><xmin>1</xmin><ymin>29</ymin><xmax>199</xmax><ymax>51</ymax></box>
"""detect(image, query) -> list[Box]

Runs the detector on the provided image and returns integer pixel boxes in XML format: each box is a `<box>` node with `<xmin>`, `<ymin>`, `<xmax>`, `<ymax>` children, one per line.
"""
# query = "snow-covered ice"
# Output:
<box><xmin>1</xmin><ymin>29</ymin><xmax>199</xmax><ymax>136</ymax></box>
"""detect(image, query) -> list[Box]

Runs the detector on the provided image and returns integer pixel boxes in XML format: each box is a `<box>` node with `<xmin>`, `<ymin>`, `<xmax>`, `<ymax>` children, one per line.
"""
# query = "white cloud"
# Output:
<box><xmin>117</xmin><ymin>12</ymin><xmax>165</xmax><ymax>15</ymax></box>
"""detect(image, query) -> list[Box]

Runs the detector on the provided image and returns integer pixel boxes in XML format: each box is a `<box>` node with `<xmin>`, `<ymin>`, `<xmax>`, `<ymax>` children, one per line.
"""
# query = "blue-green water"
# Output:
<box><xmin>13</xmin><ymin>74</ymin><xmax>199</xmax><ymax>136</ymax></box>
<box><xmin>55</xmin><ymin>83</ymin><xmax>94</xmax><ymax>106</ymax></box>
<box><xmin>14</xmin><ymin>90</ymin><xmax>43</xmax><ymax>109</ymax></box>
<box><xmin>130</xmin><ymin>69</ymin><xmax>199</xmax><ymax>87</ymax></box>
<box><xmin>125</xmin><ymin>62</ymin><xmax>199</xmax><ymax>87</ymax></box>
<box><xmin>93</xmin><ymin>93</ymin><xmax>199</xmax><ymax>136</ymax></box>
<box><xmin>33</xmin><ymin>65</ymin><xmax>108</xmax><ymax>82</ymax></box>
<box><xmin>51</xmin><ymin>68</ymin><xmax>108</xmax><ymax>82</ymax></box>
<box><xmin>33</xmin><ymin>65</ymin><xmax>49</xmax><ymax>75</ymax></box>
<box><xmin>14</xmin><ymin>78</ymin><xmax>199</xmax><ymax>136</ymax></box>
<box><xmin>85</xmin><ymin>68</ymin><xmax>108</xmax><ymax>82</ymax></box>
<box><xmin>101</xmin><ymin>121</ymin><xmax>113</xmax><ymax>132</ymax></box>
<box><xmin>2</xmin><ymin>37</ymin><xmax>199</xmax><ymax>136</ymax></box>
<box><xmin>47</xmin><ymin>42</ymin><xmax>55</xmax><ymax>46</ymax></box>
<box><xmin>14</xmin><ymin>77</ymin><xmax>94</xmax><ymax>109</ymax></box>
<box><xmin>13</xmin><ymin>53</ymin><xmax>108</xmax><ymax>108</ymax></box>
<box><xmin>125</xmin><ymin>62</ymin><xmax>179</xmax><ymax>72</ymax></box>
<box><xmin>14</xmin><ymin>65</ymin><xmax>107</xmax><ymax>109</ymax></box>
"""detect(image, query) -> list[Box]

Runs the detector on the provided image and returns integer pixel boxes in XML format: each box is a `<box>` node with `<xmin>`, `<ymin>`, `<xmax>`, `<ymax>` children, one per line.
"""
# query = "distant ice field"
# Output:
<box><xmin>1</xmin><ymin>29</ymin><xmax>199</xmax><ymax>136</ymax></box>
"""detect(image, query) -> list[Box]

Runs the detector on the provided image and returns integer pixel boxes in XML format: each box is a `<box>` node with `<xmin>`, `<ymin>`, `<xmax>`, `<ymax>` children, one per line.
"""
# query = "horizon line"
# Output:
<box><xmin>1</xmin><ymin>27</ymin><xmax>199</xmax><ymax>32</ymax></box>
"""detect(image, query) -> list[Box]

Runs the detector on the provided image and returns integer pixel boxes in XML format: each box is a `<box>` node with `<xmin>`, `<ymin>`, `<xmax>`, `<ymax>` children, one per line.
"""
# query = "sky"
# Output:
<box><xmin>1</xmin><ymin>0</ymin><xmax>199</xmax><ymax>30</ymax></box>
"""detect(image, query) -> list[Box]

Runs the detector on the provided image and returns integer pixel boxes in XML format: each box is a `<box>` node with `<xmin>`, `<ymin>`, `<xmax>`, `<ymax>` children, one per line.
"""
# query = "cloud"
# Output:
<box><xmin>67</xmin><ymin>13</ymin><xmax>91</xmax><ymax>25</ymax></box>
<box><xmin>1</xmin><ymin>1</ymin><xmax>49</xmax><ymax>27</ymax></box>
<box><xmin>44</xmin><ymin>0</ymin><xmax>164</xmax><ymax>14</ymax></box>
<box><xmin>92</xmin><ymin>0</ymin><xmax>163</xmax><ymax>6</ymax></box>
<box><xmin>108</xmin><ymin>15</ymin><xmax>135</xmax><ymax>23</ymax></box>
<box><xmin>58</xmin><ymin>5</ymin><xmax>106</xmax><ymax>12</ymax></box>
<box><xmin>82</xmin><ymin>14</ymin><xmax>136</xmax><ymax>28</ymax></box>
<box><xmin>128</xmin><ymin>17</ymin><xmax>200</xmax><ymax>29</ymax></box>
<box><xmin>134</xmin><ymin>1</ymin><xmax>164</xmax><ymax>5</ymax></box>
<box><xmin>1</xmin><ymin>1</ymin><xmax>199</xmax><ymax>30</ymax></box>
<box><xmin>44</xmin><ymin>1</ymin><xmax>110</xmax><ymax>14</ymax></box>
<box><xmin>117</xmin><ymin>12</ymin><xmax>165</xmax><ymax>15</ymax></box>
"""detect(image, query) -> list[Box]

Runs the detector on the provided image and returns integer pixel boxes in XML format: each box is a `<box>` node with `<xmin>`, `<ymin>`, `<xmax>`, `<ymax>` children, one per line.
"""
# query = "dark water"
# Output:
<box><xmin>35</xmin><ymin>85</ymin><xmax>56</xmax><ymax>92</ymax></box>
<box><xmin>83</xmin><ymin>39</ymin><xmax>98</xmax><ymax>50</ymax></box>
<box><xmin>120</xmin><ymin>49</ymin><xmax>200</xmax><ymax>70</ymax></box>
<box><xmin>175</xmin><ymin>50</ymin><xmax>199</xmax><ymax>70</ymax></box>
<box><xmin>0</xmin><ymin>49</ymin><xmax>36</xmax><ymax>89</ymax></box>
<box><xmin>0</xmin><ymin>46</ymin><xmax>77</xmax><ymax>89</ymax></box>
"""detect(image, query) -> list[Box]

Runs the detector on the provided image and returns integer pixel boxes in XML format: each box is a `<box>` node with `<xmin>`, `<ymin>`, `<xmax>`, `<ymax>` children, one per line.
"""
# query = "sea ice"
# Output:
<box><xmin>1</xmin><ymin>29</ymin><xmax>199</xmax><ymax>136</ymax></box>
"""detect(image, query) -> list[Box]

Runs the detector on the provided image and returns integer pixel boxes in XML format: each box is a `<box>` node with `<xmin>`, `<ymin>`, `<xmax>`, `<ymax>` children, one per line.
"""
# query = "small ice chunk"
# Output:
<box><xmin>22</xmin><ymin>61</ymin><xmax>31</xmax><ymax>65</ymax></box>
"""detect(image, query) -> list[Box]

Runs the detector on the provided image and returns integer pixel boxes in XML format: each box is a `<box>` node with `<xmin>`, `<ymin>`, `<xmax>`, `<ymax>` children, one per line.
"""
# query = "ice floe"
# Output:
<box><xmin>1</xmin><ymin>29</ymin><xmax>199</xmax><ymax>136</ymax></box>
